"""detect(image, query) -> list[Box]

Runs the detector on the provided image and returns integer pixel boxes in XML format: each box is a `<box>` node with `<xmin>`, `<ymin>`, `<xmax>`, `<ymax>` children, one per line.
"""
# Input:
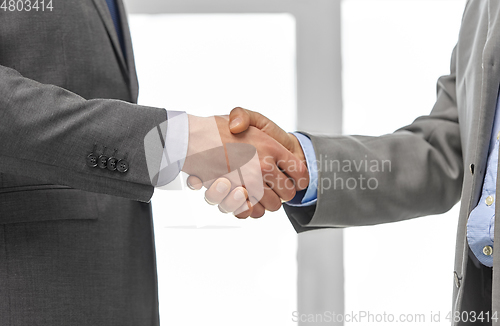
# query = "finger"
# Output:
<box><xmin>219</xmin><ymin>187</ymin><xmax>248</xmax><ymax>214</ymax></box>
<box><xmin>234</xmin><ymin>200</ymin><xmax>253</xmax><ymax>219</ymax></box>
<box><xmin>262</xmin><ymin>159</ymin><xmax>296</xmax><ymax>202</ymax></box>
<box><xmin>250</xmin><ymin>203</ymin><xmax>266</xmax><ymax>218</ymax></box>
<box><xmin>275</xmin><ymin>144</ymin><xmax>310</xmax><ymax>190</ymax></box>
<box><xmin>204</xmin><ymin>178</ymin><xmax>231</xmax><ymax>205</ymax></box>
<box><xmin>229</xmin><ymin>107</ymin><xmax>295</xmax><ymax>152</ymax></box>
<box><xmin>256</xmin><ymin>184</ymin><xmax>282</xmax><ymax>212</ymax></box>
<box><xmin>186</xmin><ymin>175</ymin><xmax>203</xmax><ymax>190</ymax></box>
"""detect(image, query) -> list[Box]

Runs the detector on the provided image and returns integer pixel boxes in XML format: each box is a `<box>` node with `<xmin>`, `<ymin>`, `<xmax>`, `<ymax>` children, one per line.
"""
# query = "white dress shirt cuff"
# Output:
<box><xmin>156</xmin><ymin>111</ymin><xmax>189</xmax><ymax>187</ymax></box>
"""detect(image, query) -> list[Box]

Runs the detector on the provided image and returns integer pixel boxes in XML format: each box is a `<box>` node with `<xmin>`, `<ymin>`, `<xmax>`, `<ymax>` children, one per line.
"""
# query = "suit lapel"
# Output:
<box><xmin>92</xmin><ymin>0</ymin><xmax>129</xmax><ymax>77</ymax></box>
<box><xmin>117</xmin><ymin>0</ymin><xmax>140</xmax><ymax>102</ymax></box>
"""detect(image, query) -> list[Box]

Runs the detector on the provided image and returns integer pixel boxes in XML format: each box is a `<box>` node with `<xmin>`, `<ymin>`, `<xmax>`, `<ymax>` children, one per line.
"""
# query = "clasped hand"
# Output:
<box><xmin>182</xmin><ymin>108</ymin><xmax>309</xmax><ymax>218</ymax></box>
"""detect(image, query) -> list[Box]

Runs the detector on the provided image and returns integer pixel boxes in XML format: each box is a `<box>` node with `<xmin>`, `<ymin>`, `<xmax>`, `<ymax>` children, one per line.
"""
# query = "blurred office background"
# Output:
<box><xmin>124</xmin><ymin>0</ymin><xmax>466</xmax><ymax>324</ymax></box>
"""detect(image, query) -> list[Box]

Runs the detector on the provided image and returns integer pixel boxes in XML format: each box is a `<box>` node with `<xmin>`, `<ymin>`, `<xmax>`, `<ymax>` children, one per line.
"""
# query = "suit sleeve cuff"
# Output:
<box><xmin>286</xmin><ymin>132</ymin><xmax>318</xmax><ymax>207</ymax></box>
<box><xmin>155</xmin><ymin>111</ymin><xmax>189</xmax><ymax>186</ymax></box>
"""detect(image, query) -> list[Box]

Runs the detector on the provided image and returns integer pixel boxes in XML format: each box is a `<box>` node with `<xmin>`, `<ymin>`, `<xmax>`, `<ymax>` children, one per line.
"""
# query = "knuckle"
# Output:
<box><xmin>298</xmin><ymin>162</ymin><xmax>308</xmax><ymax>177</ymax></box>
<box><xmin>264</xmin><ymin>141</ymin><xmax>276</xmax><ymax>153</ymax></box>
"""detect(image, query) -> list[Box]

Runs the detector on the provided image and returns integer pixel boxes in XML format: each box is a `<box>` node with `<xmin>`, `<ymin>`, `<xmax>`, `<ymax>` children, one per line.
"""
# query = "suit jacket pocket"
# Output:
<box><xmin>0</xmin><ymin>187</ymin><xmax>99</xmax><ymax>224</ymax></box>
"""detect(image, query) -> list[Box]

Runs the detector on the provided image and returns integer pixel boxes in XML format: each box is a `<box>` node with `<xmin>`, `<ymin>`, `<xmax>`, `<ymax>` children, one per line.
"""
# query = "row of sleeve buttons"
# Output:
<box><xmin>86</xmin><ymin>147</ymin><xmax>129</xmax><ymax>173</ymax></box>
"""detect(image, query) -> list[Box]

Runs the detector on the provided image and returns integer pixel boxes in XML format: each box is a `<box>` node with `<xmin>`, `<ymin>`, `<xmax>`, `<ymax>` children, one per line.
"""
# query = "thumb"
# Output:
<box><xmin>229</xmin><ymin>107</ymin><xmax>251</xmax><ymax>134</ymax></box>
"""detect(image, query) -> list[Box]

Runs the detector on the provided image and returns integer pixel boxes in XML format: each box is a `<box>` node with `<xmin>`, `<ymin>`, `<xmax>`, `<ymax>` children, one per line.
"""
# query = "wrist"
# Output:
<box><xmin>288</xmin><ymin>133</ymin><xmax>306</xmax><ymax>166</ymax></box>
<box><xmin>288</xmin><ymin>133</ymin><xmax>310</xmax><ymax>189</ymax></box>
<box><xmin>182</xmin><ymin>115</ymin><xmax>223</xmax><ymax>175</ymax></box>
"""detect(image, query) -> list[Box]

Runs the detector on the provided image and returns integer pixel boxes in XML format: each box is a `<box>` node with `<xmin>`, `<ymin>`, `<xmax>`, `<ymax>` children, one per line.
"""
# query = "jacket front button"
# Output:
<box><xmin>469</xmin><ymin>164</ymin><xmax>474</xmax><ymax>175</ymax></box>
<box><xmin>454</xmin><ymin>271</ymin><xmax>461</xmax><ymax>288</ymax></box>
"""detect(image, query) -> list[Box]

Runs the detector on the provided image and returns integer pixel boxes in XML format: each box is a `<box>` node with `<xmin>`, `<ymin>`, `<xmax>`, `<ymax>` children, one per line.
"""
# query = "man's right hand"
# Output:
<box><xmin>228</xmin><ymin>107</ymin><xmax>307</xmax><ymax>165</ymax></box>
<box><xmin>182</xmin><ymin>114</ymin><xmax>309</xmax><ymax>218</ymax></box>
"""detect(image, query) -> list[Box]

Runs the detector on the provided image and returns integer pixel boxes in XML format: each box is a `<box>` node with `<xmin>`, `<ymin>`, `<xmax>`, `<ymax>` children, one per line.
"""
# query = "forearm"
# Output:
<box><xmin>285</xmin><ymin>43</ymin><xmax>462</xmax><ymax>231</ymax></box>
<box><xmin>307</xmin><ymin>128</ymin><xmax>462</xmax><ymax>227</ymax></box>
<box><xmin>0</xmin><ymin>65</ymin><xmax>167</xmax><ymax>202</ymax></box>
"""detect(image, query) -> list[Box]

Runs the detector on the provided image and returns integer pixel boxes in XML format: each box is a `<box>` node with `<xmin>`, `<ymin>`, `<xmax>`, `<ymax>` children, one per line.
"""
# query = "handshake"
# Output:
<box><xmin>148</xmin><ymin>107</ymin><xmax>310</xmax><ymax>219</ymax></box>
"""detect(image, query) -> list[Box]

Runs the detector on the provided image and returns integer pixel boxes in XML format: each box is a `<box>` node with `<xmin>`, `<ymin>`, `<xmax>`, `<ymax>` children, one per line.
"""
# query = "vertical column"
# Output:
<box><xmin>294</xmin><ymin>2</ymin><xmax>344</xmax><ymax>325</ymax></box>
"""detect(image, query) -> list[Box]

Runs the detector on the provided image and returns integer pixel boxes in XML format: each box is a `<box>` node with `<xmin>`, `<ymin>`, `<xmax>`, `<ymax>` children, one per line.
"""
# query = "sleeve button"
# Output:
<box><xmin>86</xmin><ymin>154</ymin><xmax>98</xmax><ymax>168</ymax></box>
<box><xmin>117</xmin><ymin>160</ymin><xmax>129</xmax><ymax>173</ymax></box>
<box><xmin>107</xmin><ymin>157</ymin><xmax>118</xmax><ymax>171</ymax></box>
<box><xmin>98</xmin><ymin>155</ymin><xmax>109</xmax><ymax>169</ymax></box>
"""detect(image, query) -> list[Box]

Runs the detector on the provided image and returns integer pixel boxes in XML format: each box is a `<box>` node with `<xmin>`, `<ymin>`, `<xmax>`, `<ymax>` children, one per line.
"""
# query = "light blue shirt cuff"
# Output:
<box><xmin>286</xmin><ymin>132</ymin><xmax>318</xmax><ymax>207</ymax></box>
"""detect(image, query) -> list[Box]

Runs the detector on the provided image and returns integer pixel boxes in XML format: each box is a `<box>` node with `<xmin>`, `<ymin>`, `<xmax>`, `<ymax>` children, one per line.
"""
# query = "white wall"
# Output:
<box><xmin>342</xmin><ymin>1</ymin><xmax>466</xmax><ymax>324</ymax></box>
<box><xmin>127</xmin><ymin>0</ymin><xmax>469</xmax><ymax>324</ymax></box>
<box><xmin>129</xmin><ymin>14</ymin><xmax>299</xmax><ymax>326</ymax></box>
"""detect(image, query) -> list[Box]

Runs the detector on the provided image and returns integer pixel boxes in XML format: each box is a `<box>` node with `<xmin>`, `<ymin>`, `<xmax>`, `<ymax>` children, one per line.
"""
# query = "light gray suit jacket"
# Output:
<box><xmin>284</xmin><ymin>1</ymin><xmax>500</xmax><ymax>324</ymax></box>
<box><xmin>0</xmin><ymin>1</ymin><xmax>165</xmax><ymax>325</ymax></box>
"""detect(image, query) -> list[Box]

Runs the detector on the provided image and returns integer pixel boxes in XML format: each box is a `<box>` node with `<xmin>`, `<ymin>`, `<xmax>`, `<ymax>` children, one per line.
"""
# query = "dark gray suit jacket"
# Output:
<box><xmin>284</xmin><ymin>1</ymin><xmax>500</xmax><ymax>324</ymax></box>
<box><xmin>0</xmin><ymin>1</ymin><xmax>166</xmax><ymax>325</ymax></box>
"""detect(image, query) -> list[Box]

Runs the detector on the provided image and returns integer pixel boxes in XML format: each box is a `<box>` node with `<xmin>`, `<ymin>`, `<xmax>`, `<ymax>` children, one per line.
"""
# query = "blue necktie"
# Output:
<box><xmin>105</xmin><ymin>0</ymin><xmax>126</xmax><ymax>60</ymax></box>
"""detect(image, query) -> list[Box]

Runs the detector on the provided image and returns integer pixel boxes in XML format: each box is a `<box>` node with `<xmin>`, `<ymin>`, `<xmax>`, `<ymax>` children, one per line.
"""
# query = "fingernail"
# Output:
<box><xmin>229</xmin><ymin>117</ymin><xmax>242</xmax><ymax>130</ymax></box>
<box><xmin>205</xmin><ymin>197</ymin><xmax>216</xmax><ymax>205</ymax></box>
<box><xmin>216</xmin><ymin>181</ymin><xmax>229</xmax><ymax>194</ymax></box>
<box><xmin>186</xmin><ymin>176</ymin><xmax>202</xmax><ymax>190</ymax></box>
<box><xmin>234</xmin><ymin>189</ymin><xmax>246</xmax><ymax>201</ymax></box>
